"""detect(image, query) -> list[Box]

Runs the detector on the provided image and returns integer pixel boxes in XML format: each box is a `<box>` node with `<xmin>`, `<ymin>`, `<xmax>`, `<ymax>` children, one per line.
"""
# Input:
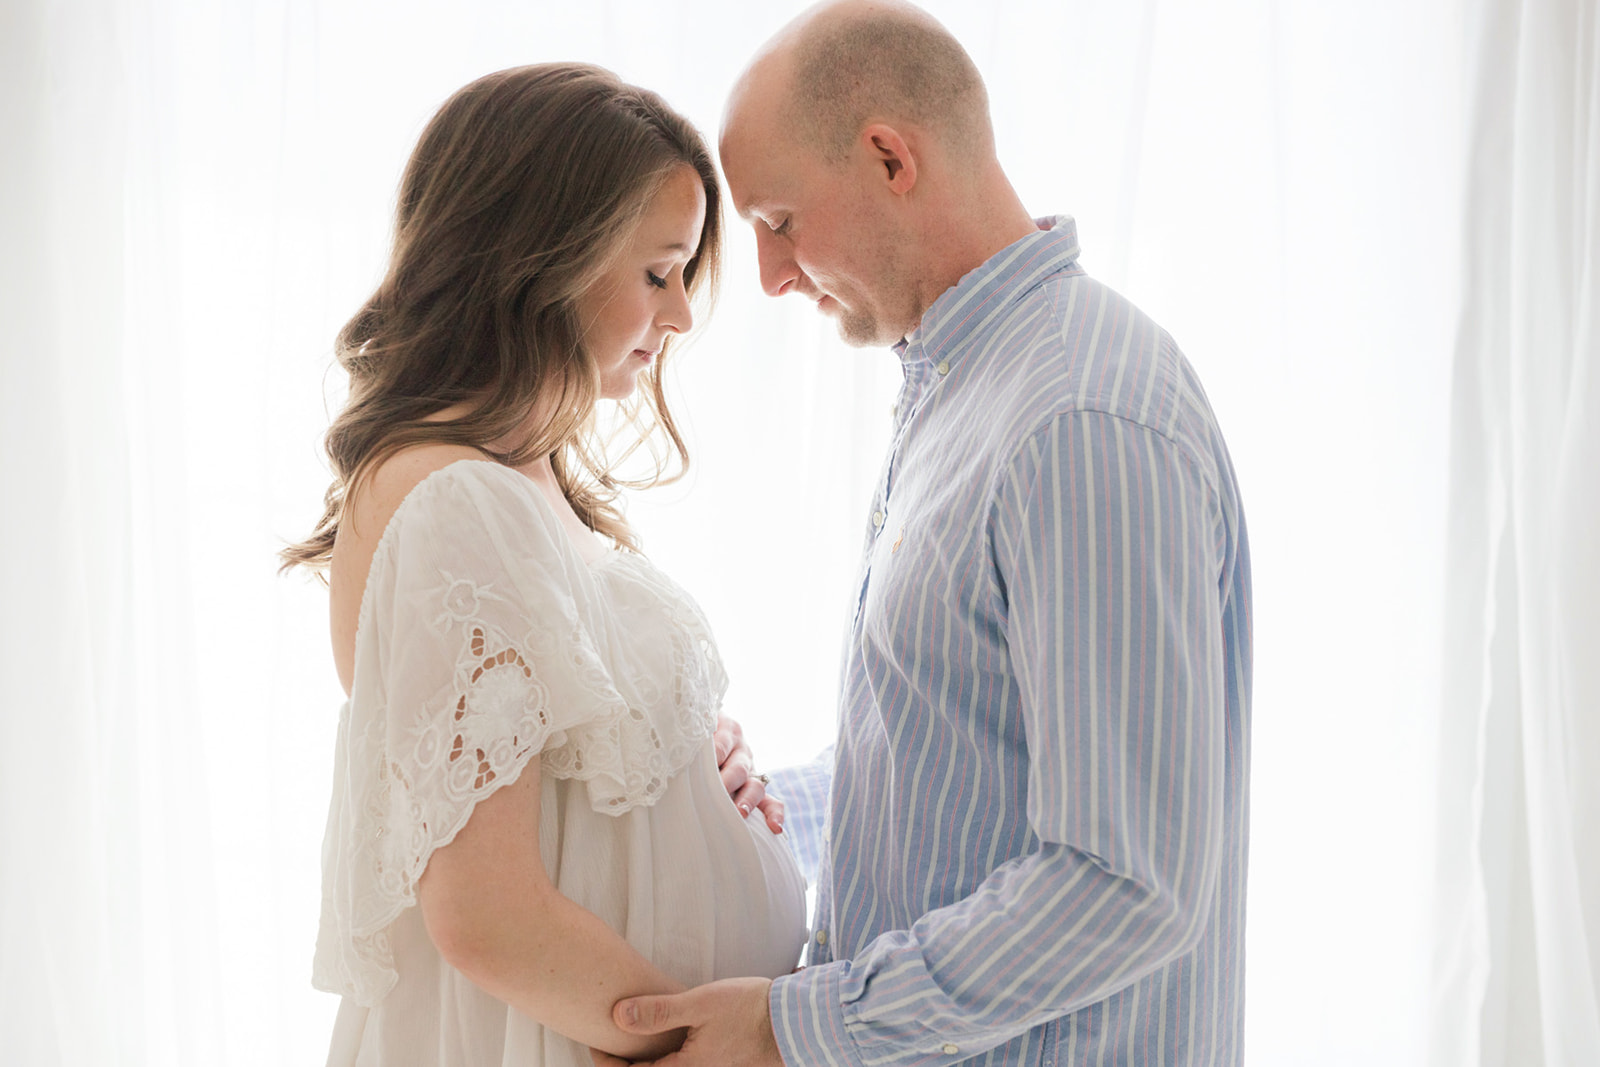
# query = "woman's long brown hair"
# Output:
<box><xmin>281</xmin><ymin>63</ymin><xmax>721</xmax><ymax>573</ymax></box>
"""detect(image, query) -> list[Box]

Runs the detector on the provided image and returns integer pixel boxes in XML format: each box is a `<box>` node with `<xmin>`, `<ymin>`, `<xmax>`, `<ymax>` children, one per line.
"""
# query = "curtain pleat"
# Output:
<box><xmin>1433</xmin><ymin>1</ymin><xmax>1600</xmax><ymax>1064</ymax></box>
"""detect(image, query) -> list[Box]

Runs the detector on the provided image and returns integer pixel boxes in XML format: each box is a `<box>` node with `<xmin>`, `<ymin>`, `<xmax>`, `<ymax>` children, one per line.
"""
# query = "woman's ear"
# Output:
<box><xmin>861</xmin><ymin>123</ymin><xmax>917</xmax><ymax>195</ymax></box>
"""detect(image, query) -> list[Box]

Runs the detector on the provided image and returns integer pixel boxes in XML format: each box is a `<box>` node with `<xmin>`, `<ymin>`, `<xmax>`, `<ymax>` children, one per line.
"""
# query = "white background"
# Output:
<box><xmin>1</xmin><ymin>1</ymin><xmax>1469</xmax><ymax>1063</ymax></box>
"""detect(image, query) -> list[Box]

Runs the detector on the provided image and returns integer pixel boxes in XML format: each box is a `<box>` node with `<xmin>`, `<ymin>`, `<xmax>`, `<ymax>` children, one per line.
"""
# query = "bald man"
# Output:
<box><xmin>605</xmin><ymin>3</ymin><xmax>1252</xmax><ymax>1065</ymax></box>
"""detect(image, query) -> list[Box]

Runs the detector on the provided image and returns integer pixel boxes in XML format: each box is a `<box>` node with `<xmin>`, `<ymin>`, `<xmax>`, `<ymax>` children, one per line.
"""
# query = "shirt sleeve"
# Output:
<box><xmin>766</xmin><ymin>744</ymin><xmax>834</xmax><ymax>883</ymax></box>
<box><xmin>770</xmin><ymin>410</ymin><xmax>1232</xmax><ymax>1067</ymax></box>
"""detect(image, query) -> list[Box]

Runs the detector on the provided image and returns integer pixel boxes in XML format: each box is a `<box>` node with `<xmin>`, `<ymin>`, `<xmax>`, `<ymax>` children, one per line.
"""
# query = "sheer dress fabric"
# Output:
<box><xmin>313</xmin><ymin>460</ymin><xmax>806</xmax><ymax>1066</ymax></box>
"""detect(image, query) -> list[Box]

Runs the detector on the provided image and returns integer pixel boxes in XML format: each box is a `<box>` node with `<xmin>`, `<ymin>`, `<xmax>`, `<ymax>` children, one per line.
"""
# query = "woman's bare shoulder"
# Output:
<box><xmin>329</xmin><ymin>444</ymin><xmax>492</xmax><ymax>693</ymax></box>
<box><xmin>344</xmin><ymin>443</ymin><xmax>492</xmax><ymax>545</ymax></box>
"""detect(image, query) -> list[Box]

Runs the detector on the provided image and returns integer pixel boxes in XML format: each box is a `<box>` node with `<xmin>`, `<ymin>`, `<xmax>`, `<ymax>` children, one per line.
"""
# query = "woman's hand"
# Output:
<box><xmin>714</xmin><ymin>715</ymin><xmax>784</xmax><ymax>835</ymax></box>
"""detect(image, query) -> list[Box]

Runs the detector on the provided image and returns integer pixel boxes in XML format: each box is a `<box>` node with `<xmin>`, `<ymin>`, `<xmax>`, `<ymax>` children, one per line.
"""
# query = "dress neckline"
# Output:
<box><xmin>415</xmin><ymin>459</ymin><xmax>619</xmax><ymax>570</ymax></box>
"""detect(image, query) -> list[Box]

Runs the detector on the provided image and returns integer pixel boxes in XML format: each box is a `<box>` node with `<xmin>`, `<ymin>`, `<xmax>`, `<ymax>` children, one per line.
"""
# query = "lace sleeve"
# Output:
<box><xmin>311</xmin><ymin>461</ymin><xmax>717</xmax><ymax>1005</ymax></box>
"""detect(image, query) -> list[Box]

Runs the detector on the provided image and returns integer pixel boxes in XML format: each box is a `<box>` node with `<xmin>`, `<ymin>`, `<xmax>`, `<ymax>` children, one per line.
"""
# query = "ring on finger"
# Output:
<box><xmin>755</xmin><ymin>772</ymin><xmax>771</xmax><ymax>785</ymax></box>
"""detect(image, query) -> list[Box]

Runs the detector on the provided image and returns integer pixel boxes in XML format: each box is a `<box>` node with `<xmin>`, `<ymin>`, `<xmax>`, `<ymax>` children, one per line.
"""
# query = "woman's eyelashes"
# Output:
<box><xmin>646</xmin><ymin>270</ymin><xmax>668</xmax><ymax>289</ymax></box>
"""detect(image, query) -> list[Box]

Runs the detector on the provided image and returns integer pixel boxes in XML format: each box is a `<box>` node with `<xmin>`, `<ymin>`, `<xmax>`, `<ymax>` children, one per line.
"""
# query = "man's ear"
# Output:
<box><xmin>861</xmin><ymin>123</ymin><xmax>917</xmax><ymax>195</ymax></box>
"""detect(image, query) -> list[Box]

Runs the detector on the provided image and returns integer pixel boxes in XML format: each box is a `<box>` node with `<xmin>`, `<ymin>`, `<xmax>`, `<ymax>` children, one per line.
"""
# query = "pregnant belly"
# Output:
<box><xmin>542</xmin><ymin>747</ymin><xmax>806</xmax><ymax>987</ymax></box>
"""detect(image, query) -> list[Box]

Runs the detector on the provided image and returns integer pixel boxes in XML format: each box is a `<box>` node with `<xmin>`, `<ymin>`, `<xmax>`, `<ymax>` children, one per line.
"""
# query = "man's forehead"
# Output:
<box><xmin>720</xmin><ymin>119</ymin><xmax>788</xmax><ymax>218</ymax></box>
<box><xmin>721</xmin><ymin>51</ymin><xmax>797</xmax><ymax>166</ymax></box>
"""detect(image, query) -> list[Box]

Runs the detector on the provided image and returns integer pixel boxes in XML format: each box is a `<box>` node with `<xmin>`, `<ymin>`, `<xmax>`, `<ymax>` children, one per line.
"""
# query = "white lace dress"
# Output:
<box><xmin>312</xmin><ymin>460</ymin><xmax>807</xmax><ymax>1067</ymax></box>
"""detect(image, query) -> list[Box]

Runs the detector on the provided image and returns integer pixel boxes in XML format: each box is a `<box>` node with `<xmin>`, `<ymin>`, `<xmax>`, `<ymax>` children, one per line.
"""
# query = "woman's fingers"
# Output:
<box><xmin>714</xmin><ymin>715</ymin><xmax>780</xmax><ymax>831</ymax></box>
<box><xmin>734</xmin><ymin>777</ymin><xmax>784</xmax><ymax>834</ymax></box>
<box><xmin>715</xmin><ymin>716</ymin><xmax>755</xmax><ymax>800</ymax></box>
<box><xmin>732</xmin><ymin>774</ymin><xmax>764</xmax><ymax>817</ymax></box>
<box><xmin>712</xmin><ymin>715</ymin><xmax>744</xmax><ymax>767</ymax></box>
<box><xmin>755</xmin><ymin>794</ymin><xmax>785</xmax><ymax>835</ymax></box>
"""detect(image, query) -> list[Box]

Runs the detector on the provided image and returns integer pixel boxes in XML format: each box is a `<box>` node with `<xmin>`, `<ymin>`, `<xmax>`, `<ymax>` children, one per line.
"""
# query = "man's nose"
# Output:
<box><xmin>755</xmin><ymin>229</ymin><xmax>800</xmax><ymax>298</ymax></box>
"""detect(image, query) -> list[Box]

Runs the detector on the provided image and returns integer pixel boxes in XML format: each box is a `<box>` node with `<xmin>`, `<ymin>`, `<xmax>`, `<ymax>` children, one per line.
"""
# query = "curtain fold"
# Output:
<box><xmin>0</xmin><ymin>1</ymin><xmax>224</xmax><ymax>1063</ymax></box>
<box><xmin>1433</xmin><ymin>1</ymin><xmax>1600</xmax><ymax>1064</ymax></box>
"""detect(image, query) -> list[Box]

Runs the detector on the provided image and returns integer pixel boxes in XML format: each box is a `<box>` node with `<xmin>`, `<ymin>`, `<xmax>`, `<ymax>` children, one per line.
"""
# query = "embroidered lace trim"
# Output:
<box><xmin>316</xmin><ymin>548</ymin><xmax>725</xmax><ymax>1005</ymax></box>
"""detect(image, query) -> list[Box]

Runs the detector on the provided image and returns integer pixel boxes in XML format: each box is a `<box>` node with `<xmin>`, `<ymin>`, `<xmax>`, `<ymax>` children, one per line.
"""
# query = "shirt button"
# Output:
<box><xmin>872</xmin><ymin>511</ymin><xmax>885</xmax><ymax>528</ymax></box>
<box><xmin>936</xmin><ymin>360</ymin><xmax>950</xmax><ymax>376</ymax></box>
<box><xmin>815</xmin><ymin>929</ymin><xmax>829</xmax><ymax>946</ymax></box>
<box><xmin>891</xmin><ymin>403</ymin><xmax>899</xmax><ymax>418</ymax></box>
<box><xmin>941</xmin><ymin>1044</ymin><xmax>960</xmax><ymax>1055</ymax></box>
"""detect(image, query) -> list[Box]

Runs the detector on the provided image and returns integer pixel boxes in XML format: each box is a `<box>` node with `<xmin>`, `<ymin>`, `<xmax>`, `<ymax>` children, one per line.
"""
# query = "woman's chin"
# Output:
<box><xmin>600</xmin><ymin>367</ymin><xmax>648</xmax><ymax>401</ymax></box>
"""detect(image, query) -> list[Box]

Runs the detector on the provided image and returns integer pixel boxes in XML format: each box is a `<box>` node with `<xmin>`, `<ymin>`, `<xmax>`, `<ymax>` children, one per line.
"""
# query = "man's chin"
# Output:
<box><xmin>836</xmin><ymin>316</ymin><xmax>898</xmax><ymax>348</ymax></box>
<box><xmin>813</xmin><ymin>295</ymin><xmax>898</xmax><ymax>347</ymax></box>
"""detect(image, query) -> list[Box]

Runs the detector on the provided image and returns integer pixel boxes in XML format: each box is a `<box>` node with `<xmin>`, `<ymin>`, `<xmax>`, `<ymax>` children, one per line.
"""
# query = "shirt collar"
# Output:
<box><xmin>895</xmin><ymin>215</ymin><xmax>1082</xmax><ymax>371</ymax></box>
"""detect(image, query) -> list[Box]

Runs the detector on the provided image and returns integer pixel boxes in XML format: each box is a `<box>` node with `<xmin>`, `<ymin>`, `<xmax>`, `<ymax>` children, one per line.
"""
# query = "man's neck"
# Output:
<box><xmin>910</xmin><ymin>180</ymin><xmax>1038</xmax><ymax>328</ymax></box>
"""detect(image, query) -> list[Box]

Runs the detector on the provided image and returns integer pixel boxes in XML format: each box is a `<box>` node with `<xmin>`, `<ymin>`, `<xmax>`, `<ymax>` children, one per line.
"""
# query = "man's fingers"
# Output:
<box><xmin>614</xmin><ymin>991</ymin><xmax>693</xmax><ymax>1035</ymax></box>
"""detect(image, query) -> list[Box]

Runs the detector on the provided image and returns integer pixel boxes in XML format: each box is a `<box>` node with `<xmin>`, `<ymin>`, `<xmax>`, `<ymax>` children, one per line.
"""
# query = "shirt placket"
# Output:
<box><xmin>852</xmin><ymin>355</ymin><xmax>935</xmax><ymax>624</ymax></box>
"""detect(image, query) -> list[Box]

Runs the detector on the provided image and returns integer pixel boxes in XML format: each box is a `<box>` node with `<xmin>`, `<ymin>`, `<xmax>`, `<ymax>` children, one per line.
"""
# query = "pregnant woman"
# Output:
<box><xmin>280</xmin><ymin>64</ymin><xmax>806</xmax><ymax>1066</ymax></box>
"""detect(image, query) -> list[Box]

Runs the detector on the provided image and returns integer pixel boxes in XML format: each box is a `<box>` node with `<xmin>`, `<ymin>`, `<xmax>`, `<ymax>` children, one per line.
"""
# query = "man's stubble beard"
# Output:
<box><xmin>832</xmin><ymin>247</ymin><xmax>918</xmax><ymax>348</ymax></box>
<box><xmin>836</xmin><ymin>305</ymin><xmax>888</xmax><ymax>347</ymax></box>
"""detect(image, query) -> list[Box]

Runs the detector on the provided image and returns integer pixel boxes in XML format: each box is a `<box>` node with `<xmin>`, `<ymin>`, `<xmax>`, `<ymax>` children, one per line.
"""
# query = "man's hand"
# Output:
<box><xmin>592</xmin><ymin>978</ymin><xmax>784</xmax><ymax>1067</ymax></box>
<box><xmin>714</xmin><ymin>715</ymin><xmax>785</xmax><ymax>835</ymax></box>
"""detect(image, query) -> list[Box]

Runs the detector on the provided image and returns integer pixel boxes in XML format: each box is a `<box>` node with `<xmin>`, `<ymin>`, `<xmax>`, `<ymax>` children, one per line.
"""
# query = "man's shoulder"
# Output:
<box><xmin>955</xmin><ymin>273</ymin><xmax>1236</xmax><ymax>492</ymax></box>
<box><xmin>969</xmin><ymin>273</ymin><xmax>1184</xmax><ymax>429</ymax></box>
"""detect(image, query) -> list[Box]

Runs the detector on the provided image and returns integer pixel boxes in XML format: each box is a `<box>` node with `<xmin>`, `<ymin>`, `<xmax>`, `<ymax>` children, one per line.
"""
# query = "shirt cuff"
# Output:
<box><xmin>769</xmin><ymin>963</ymin><xmax>865</xmax><ymax>1067</ymax></box>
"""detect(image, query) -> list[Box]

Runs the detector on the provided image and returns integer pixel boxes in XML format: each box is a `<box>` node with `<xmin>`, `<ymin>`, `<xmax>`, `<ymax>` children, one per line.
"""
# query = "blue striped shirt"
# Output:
<box><xmin>767</xmin><ymin>217</ymin><xmax>1252</xmax><ymax>1067</ymax></box>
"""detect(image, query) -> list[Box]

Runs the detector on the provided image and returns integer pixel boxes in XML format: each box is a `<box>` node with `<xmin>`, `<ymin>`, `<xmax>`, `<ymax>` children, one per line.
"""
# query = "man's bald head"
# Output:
<box><xmin>739</xmin><ymin>0</ymin><xmax>992</xmax><ymax>166</ymax></box>
<box><xmin>720</xmin><ymin>1</ymin><xmax>1034</xmax><ymax>347</ymax></box>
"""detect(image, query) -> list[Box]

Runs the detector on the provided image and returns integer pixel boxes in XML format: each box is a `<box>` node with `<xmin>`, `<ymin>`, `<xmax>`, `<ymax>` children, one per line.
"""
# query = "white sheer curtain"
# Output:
<box><xmin>2</xmin><ymin>1</ymin><xmax>1582</xmax><ymax>1065</ymax></box>
<box><xmin>1431</xmin><ymin>1</ymin><xmax>1600</xmax><ymax>1065</ymax></box>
